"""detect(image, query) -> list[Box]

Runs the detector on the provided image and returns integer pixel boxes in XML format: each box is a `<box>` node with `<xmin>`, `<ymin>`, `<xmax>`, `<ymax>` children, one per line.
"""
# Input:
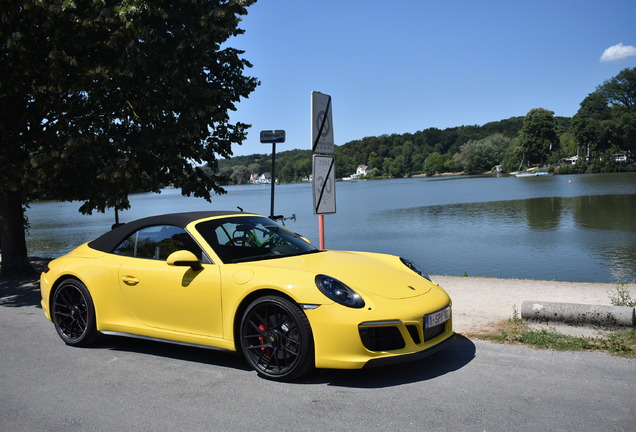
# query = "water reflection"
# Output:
<box><xmin>525</xmin><ymin>197</ymin><xmax>562</xmax><ymax>231</ymax></box>
<box><xmin>573</xmin><ymin>194</ymin><xmax>636</xmax><ymax>231</ymax></box>
<box><xmin>382</xmin><ymin>194</ymin><xmax>636</xmax><ymax>282</ymax></box>
<box><xmin>392</xmin><ymin>194</ymin><xmax>635</xmax><ymax>233</ymax></box>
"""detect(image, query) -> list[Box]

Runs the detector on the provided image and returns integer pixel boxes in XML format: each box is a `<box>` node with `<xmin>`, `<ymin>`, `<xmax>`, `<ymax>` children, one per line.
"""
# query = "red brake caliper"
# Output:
<box><xmin>258</xmin><ymin>324</ymin><xmax>266</xmax><ymax>350</ymax></box>
<box><xmin>258</xmin><ymin>324</ymin><xmax>273</xmax><ymax>357</ymax></box>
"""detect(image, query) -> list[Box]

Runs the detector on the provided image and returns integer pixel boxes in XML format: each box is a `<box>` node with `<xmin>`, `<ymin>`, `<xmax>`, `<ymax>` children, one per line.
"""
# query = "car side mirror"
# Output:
<box><xmin>167</xmin><ymin>250</ymin><xmax>203</xmax><ymax>271</ymax></box>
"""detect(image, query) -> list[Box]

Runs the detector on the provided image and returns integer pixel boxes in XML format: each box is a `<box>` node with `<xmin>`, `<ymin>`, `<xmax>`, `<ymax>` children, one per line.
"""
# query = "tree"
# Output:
<box><xmin>598</xmin><ymin>67</ymin><xmax>636</xmax><ymax>109</ymax></box>
<box><xmin>422</xmin><ymin>152</ymin><xmax>448</xmax><ymax>176</ymax></box>
<box><xmin>388</xmin><ymin>155</ymin><xmax>406</xmax><ymax>178</ymax></box>
<box><xmin>454</xmin><ymin>134</ymin><xmax>511</xmax><ymax>174</ymax></box>
<box><xmin>230</xmin><ymin>165</ymin><xmax>251</xmax><ymax>184</ymax></box>
<box><xmin>0</xmin><ymin>0</ymin><xmax>258</xmax><ymax>276</ymax></box>
<box><xmin>571</xmin><ymin>68</ymin><xmax>636</xmax><ymax>161</ymax></box>
<box><xmin>571</xmin><ymin>92</ymin><xmax>613</xmax><ymax>158</ymax></box>
<box><xmin>293</xmin><ymin>158</ymin><xmax>311</xmax><ymax>180</ymax></box>
<box><xmin>367</xmin><ymin>152</ymin><xmax>384</xmax><ymax>175</ymax></box>
<box><xmin>517</xmin><ymin>108</ymin><xmax>559</xmax><ymax>166</ymax></box>
<box><xmin>400</xmin><ymin>140</ymin><xmax>415</xmax><ymax>175</ymax></box>
<box><xmin>500</xmin><ymin>140</ymin><xmax>520</xmax><ymax>172</ymax></box>
<box><xmin>597</xmin><ymin>67</ymin><xmax>636</xmax><ymax>155</ymax></box>
<box><xmin>559</xmin><ymin>133</ymin><xmax>577</xmax><ymax>157</ymax></box>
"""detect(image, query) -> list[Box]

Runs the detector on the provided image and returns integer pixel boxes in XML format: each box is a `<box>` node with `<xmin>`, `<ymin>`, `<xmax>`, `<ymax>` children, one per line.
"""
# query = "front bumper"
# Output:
<box><xmin>363</xmin><ymin>332</ymin><xmax>455</xmax><ymax>368</ymax></box>
<box><xmin>306</xmin><ymin>298</ymin><xmax>454</xmax><ymax>370</ymax></box>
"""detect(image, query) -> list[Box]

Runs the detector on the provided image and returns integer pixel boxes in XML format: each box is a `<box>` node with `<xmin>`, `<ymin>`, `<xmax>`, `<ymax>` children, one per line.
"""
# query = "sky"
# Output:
<box><xmin>226</xmin><ymin>0</ymin><xmax>636</xmax><ymax>157</ymax></box>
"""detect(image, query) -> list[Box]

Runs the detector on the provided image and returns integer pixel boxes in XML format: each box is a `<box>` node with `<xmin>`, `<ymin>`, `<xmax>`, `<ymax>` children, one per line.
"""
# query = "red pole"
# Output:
<box><xmin>318</xmin><ymin>214</ymin><xmax>325</xmax><ymax>249</ymax></box>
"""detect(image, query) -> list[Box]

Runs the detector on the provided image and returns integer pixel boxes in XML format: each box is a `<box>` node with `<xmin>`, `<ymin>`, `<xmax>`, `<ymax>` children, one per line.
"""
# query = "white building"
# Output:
<box><xmin>343</xmin><ymin>165</ymin><xmax>370</xmax><ymax>181</ymax></box>
<box><xmin>250</xmin><ymin>172</ymin><xmax>272</xmax><ymax>184</ymax></box>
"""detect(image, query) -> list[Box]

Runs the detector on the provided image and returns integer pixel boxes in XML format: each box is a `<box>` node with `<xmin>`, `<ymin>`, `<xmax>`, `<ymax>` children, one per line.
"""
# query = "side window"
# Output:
<box><xmin>113</xmin><ymin>225</ymin><xmax>204</xmax><ymax>261</ymax></box>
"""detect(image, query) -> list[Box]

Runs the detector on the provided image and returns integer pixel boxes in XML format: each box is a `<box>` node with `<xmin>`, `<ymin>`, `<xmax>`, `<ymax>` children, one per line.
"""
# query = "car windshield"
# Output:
<box><xmin>195</xmin><ymin>216</ymin><xmax>319</xmax><ymax>263</ymax></box>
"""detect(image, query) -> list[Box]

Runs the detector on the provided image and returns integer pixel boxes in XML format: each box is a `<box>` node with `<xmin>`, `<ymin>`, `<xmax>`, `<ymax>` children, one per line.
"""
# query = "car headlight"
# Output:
<box><xmin>400</xmin><ymin>257</ymin><xmax>432</xmax><ymax>281</ymax></box>
<box><xmin>315</xmin><ymin>275</ymin><xmax>365</xmax><ymax>308</ymax></box>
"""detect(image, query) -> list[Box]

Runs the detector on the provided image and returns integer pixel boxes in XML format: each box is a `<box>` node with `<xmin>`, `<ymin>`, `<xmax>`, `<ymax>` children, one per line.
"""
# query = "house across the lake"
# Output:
<box><xmin>250</xmin><ymin>172</ymin><xmax>273</xmax><ymax>184</ymax></box>
<box><xmin>342</xmin><ymin>164</ymin><xmax>370</xmax><ymax>181</ymax></box>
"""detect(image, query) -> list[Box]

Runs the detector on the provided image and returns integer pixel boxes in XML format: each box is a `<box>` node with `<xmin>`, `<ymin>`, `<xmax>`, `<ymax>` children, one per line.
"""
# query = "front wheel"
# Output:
<box><xmin>51</xmin><ymin>279</ymin><xmax>99</xmax><ymax>347</ymax></box>
<box><xmin>240</xmin><ymin>295</ymin><xmax>314</xmax><ymax>381</ymax></box>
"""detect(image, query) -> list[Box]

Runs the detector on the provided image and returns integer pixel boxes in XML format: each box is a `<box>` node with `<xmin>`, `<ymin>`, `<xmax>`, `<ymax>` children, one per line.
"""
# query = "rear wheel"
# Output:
<box><xmin>52</xmin><ymin>279</ymin><xmax>99</xmax><ymax>347</ymax></box>
<box><xmin>240</xmin><ymin>295</ymin><xmax>314</xmax><ymax>381</ymax></box>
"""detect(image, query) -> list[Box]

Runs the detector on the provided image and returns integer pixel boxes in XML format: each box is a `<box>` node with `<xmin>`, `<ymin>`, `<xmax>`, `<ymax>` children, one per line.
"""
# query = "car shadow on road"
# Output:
<box><xmin>93</xmin><ymin>333</ymin><xmax>475</xmax><ymax>386</ymax></box>
<box><xmin>91</xmin><ymin>333</ymin><xmax>476</xmax><ymax>386</ymax></box>
<box><xmin>300</xmin><ymin>334</ymin><xmax>476</xmax><ymax>388</ymax></box>
<box><xmin>93</xmin><ymin>334</ymin><xmax>252</xmax><ymax>372</ymax></box>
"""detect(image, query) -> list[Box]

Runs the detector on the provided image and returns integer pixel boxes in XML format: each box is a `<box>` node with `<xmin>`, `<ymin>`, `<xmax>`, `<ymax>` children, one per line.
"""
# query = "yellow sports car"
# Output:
<box><xmin>41</xmin><ymin>211</ymin><xmax>454</xmax><ymax>380</ymax></box>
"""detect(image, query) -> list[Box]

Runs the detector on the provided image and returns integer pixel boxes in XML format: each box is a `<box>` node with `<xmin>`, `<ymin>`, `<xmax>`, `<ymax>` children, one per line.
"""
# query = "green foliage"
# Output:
<box><xmin>0</xmin><ymin>0</ymin><xmax>258</xmax><ymax>275</ymax></box>
<box><xmin>599</xmin><ymin>67</ymin><xmax>636</xmax><ymax>109</ymax></box>
<box><xmin>520</xmin><ymin>329</ymin><xmax>599</xmax><ymax>351</ymax></box>
<box><xmin>500</xmin><ymin>140</ymin><xmax>521</xmax><ymax>172</ymax></box>
<box><xmin>230</xmin><ymin>165</ymin><xmax>252</xmax><ymax>185</ymax></box>
<box><xmin>219</xmin><ymin>118</ymin><xmax>534</xmax><ymax>182</ymax></box>
<box><xmin>555</xmin><ymin>160</ymin><xmax>588</xmax><ymax>174</ymax></box>
<box><xmin>517</xmin><ymin>108</ymin><xmax>559</xmax><ymax>166</ymax></box>
<box><xmin>571</xmin><ymin>92</ymin><xmax>614</xmax><ymax>157</ymax></box>
<box><xmin>559</xmin><ymin>132</ymin><xmax>577</xmax><ymax>157</ymax></box>
<box><xmin>601</xmin><ymin>330</ymin><xmax>636</xmax><ymax>355</ymax></box>
<box><xmin>454</xmin><ymin>134</ymin><xmax>512</xmax><ymax>174</ymax></box>
<box><xmin>599</xmin><ymin>67</ymin><xmax>636</xmax><ymax>157</ymax></box>
<box><xmin>1</xmin><ymin>0</ymin><xmax>258</xmax><ymax>210</ymax></box>
<box><xmin>608</xmin><ymin>281</ymin><xmax>636</xmax><ymax>307</ymax></box>
<box><xmin>572</xmin><ymin>67</ymin><xmax>636</xmax><ymax>162</ymax></box>
<box><xmin>218</xmin><ymin>150</ymin><xmax>315</xmax><ymax>183</ymax></box>
<box><xmin>423</xmin><ymin>152</ymin><xmax>449</xmax><ymax>176</ymax></box>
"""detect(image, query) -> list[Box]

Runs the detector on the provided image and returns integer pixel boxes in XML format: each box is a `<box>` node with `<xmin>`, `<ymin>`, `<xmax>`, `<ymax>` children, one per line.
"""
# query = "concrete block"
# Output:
<box><xmin>521</xmin><ymin>301</ymin><xmax>635</xmax><ymax>327</ymax></box>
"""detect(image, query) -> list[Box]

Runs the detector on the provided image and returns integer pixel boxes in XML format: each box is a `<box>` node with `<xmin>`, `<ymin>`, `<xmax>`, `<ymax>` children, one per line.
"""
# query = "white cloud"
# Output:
<box><xmin>600</xmin><ymin>43</ymin><xmax>636</xmax><ymax>62</ymax></box>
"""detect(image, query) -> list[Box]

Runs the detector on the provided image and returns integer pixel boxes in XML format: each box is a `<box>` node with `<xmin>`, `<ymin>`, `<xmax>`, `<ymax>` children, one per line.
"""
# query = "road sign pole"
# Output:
<box><xmin>318</xmin><ymin>214</ymin><xmax>325</xmax><ymax>249</ymax></box>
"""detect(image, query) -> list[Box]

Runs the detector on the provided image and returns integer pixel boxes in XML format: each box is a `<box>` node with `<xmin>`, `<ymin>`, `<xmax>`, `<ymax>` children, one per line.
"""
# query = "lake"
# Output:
<box><xmin>25</xmin><ymin>172</ymin><xmax>636</xmax><ymax>283</ymax></box>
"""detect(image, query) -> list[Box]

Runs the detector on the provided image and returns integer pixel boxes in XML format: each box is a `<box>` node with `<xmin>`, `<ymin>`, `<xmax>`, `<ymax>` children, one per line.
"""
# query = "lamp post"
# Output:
<box><xmin>260</xmin><ymin>130</ymin><xmax>286</xmax><ymax>218</ymax></box>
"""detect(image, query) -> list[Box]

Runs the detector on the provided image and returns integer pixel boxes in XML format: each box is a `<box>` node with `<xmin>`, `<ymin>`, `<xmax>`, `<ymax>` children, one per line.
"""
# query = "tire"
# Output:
<box><xmin>240</xmin><ymin>295</ymin><xmax>314</xmax><ymax>381</ymax></box>
<box><xmin>51</xmin><ymin>279</ymin><xmax>99</xmax><ymax>347</ymax></box>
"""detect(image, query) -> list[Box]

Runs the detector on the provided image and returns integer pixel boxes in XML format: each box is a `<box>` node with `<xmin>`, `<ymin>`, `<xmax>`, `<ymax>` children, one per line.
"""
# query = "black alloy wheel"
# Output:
<box><xmin>52</xmin><ymin>279</ymin><xmax>99</xmax><ymax>347</ymax></box>
<box><xmin>240</xmin><ymin>295</ymin><xmax>314</xmax><ymax>381</ymax></box>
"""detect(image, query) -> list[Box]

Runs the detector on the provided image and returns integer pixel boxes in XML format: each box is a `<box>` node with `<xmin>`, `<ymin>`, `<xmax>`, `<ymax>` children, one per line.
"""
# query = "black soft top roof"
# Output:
<box><xmin>88</xmin><ymin>211</ymin><xmax>248</xmax><ymax>253</ymax></box>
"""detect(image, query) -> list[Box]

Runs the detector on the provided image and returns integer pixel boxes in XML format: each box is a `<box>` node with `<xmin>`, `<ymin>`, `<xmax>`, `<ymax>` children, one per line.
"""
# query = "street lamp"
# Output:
<box><xmin>260</xmin><ymin>130</ymin><xmax>286</xmax><ymax>218</ymax></box>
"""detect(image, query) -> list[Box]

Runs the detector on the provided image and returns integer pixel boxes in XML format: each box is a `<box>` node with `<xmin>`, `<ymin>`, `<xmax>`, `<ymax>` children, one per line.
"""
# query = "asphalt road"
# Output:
<box><xmin>1</xmin><ymin>281</ymin><xmax>634</xmax><ymax>432</ymax></box>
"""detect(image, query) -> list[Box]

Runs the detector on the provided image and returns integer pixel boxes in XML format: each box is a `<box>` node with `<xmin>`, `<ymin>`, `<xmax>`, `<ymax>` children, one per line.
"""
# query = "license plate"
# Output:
<box><xmin>425</xmin><ymin>306</ymin><xmax>451</xmax><ymax>328</ymax></box>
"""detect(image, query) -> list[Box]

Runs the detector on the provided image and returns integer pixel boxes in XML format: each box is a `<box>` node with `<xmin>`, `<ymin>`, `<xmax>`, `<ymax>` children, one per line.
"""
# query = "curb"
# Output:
<box><xmin>521</xmin><ymin>301</ymin><xmax>636</xmax><ymax>328</ymax></box>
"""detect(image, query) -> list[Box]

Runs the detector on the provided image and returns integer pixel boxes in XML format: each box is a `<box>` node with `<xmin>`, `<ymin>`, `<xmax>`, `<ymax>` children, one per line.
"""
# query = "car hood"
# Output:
<box><xmin>248</xmin><ymin>250</ymin><xmax>437</xmax><ymax>299</ymax></box>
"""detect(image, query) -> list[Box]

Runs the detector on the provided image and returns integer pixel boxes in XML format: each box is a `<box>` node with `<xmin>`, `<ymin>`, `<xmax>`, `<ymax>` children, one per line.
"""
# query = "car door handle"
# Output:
<box><xmin>121</xmin><ymin>275</ymin><xmax>140</xmax><ymax>286</ymax></box>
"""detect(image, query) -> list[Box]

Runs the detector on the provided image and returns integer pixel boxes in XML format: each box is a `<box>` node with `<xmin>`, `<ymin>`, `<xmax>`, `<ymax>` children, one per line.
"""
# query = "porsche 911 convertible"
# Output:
<box><xmin>41</xmin><ymin>211</ymin><xmax>454</xmax><ymax>380</ymax></box>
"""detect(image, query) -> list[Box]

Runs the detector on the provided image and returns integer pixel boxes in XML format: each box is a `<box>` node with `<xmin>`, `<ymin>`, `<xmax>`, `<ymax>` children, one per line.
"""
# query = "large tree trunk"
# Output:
<box><xmin>0</xmin><ymin>191</ymin><xmax>35</xmax><ymax>277</ymax></box>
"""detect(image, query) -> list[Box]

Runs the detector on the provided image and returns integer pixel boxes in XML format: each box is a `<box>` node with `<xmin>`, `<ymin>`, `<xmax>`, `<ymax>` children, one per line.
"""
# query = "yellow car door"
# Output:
<box><xmin>118</xmin><ymin>259</ymin><xmax>222</xmax><ymax>337</ymax></box>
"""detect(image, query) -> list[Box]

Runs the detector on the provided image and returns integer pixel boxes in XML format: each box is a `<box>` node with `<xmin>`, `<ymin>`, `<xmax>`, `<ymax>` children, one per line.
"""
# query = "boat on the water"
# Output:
<box><xmin>513</xmin><ymin>167</ymin><xmax>552</xmax><ymax>177</ymax></box>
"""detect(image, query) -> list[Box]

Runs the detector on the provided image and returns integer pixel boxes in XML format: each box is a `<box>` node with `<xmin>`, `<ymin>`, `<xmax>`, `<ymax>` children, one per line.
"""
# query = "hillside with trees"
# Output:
<box><xmin>217</xmin><ymin>67</ymin><xmax>635</xmax><ymax>184</ymax></box>
<box><xmin>215</xmin><ymin>116</ymin><xmax>570</xmax><ymax>183</ymax></box>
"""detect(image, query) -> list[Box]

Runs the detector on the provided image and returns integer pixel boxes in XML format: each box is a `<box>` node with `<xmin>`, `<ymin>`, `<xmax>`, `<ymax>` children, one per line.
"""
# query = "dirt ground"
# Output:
<box><xmin>433</xmin><ymin>275</ymin><xmax>636</xmax><ymax>336</ymax></box>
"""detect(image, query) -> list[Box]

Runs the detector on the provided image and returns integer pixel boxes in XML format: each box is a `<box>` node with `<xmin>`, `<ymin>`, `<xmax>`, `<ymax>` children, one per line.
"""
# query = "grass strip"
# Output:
<box><xmin>472</xmin><ymin>313</ymin><xmax>636</xmax><ymax>358</ymax></box>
